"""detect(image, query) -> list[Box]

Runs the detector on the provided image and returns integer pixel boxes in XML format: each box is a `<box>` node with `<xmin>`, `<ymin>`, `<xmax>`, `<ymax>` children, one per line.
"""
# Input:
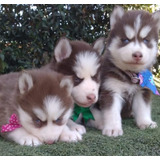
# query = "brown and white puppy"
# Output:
<box><xmin>43</xmin><ymin>37</ymin><xmax>105</xmax><ymax>134</ymax></box>
<box><xmin>88</xmin><ymin>6</ymin><xmax>160</xmax><ymax>137</ymax></box>
<box><xmin>0</xmin><ymin>69</ymin><xmax>81</xmax><ymax>146</ymax></box>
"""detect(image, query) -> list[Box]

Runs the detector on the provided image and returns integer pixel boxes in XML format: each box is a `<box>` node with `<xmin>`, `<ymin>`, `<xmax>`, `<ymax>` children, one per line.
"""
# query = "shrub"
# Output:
<box><xmin>0</xmin><ymin>4</ymin><xmax>158</xmax><ymax>74</ymax></box>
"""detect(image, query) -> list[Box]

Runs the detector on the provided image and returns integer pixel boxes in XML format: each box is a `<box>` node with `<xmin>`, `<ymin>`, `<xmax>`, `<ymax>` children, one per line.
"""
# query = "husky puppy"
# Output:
<box><xmin>43</xmin><ymin>37</ymin><xmax>105</xmax><ymax>134</ymax></box>
<box><xmin>0</xmin><ymin>69</ymin><xmax>81</xmax><ymax>146</ymax></box>
<box><xmin>89</xmin><ymin>6</ymin><xmax>160</xmax><ymax>137</ymax></box>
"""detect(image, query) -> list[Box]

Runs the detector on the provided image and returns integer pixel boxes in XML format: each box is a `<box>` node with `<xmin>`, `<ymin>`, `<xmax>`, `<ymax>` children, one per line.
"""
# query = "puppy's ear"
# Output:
<box><xmin>93</xmin><ymin>37</ymin><xmax>105</xmax><ymax>55</ymax></box>
<box><xmin>110</xmin><ymin>5</ymin><xmax>124</xmax><ymax>30</ymax></box>
<box><xmin>60</xmin><ymin>76</ymin><xmax>73</xmax><ymax>96</ymax></box>
<box><xmin>152</xmin><ymin>10</ymin><xmax>160</xmax><ymax>31</ymax></box>
<box><xmin>18</xmin><ymin>71</ymin><xmax>33</xmax><ymax>94</ymax></box>
<box><xmin>54</xmin><ymin>37</ymin><xmax>72</xmax><ymax>62</ymax></box>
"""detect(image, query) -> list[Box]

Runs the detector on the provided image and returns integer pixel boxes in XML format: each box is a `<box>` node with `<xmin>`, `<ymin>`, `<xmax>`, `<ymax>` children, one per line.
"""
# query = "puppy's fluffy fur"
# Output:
<box><xmin>43</xmin><ymin>37</ymin><xmax>105</xmax><ymax>135</ymax></box>
<box><xmin>0</xmin><ymin>69</ymin><xmax>82</xmax><ymax>146</ymax></box>
<box><xmin>88</xmin><ymin>6</ymin><xmax>160</xmax><ymax>137</ymax></box>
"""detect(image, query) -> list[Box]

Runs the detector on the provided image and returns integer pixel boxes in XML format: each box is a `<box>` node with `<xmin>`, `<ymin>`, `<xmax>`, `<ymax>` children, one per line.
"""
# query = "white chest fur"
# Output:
<box><xmin>103</xmin><ymin>77</ymin><xmax>139</xmax><ymax>96</ymax></box>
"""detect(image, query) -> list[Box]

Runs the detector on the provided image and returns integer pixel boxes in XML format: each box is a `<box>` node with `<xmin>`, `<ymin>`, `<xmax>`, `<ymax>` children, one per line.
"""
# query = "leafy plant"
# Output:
<box><xmin>0</xmin><ymin>4</ymin><xmax>159</xmax><ymax>74</ymax></box>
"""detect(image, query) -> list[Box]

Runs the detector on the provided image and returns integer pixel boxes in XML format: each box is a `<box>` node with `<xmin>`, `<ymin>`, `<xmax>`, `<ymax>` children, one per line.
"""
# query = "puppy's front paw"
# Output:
<box><xmin>18</xmin><ymin>135</ymin><xmax>42</xmax><ymax>146</ymax></box>
<box><xmin>137</xmin><ymin>121</ymin><xmax>158</xmax><ymax>130</ymax></box>
<box><xmin>59</xmin><ymin>126</ymin><xmax>82</xmax><ymax>142</ymax></box>
<box><xmin>70</xmin><ymin>123</ymin><xmax>86</xmax><ymax>135</ymax></box>
<box><xmin>7</xmin><ymin>128</ymin><xmax>42</xmax><ymax>146</ymax></box>
<box><xmin>102</xmin><ymin>127</ymin><xmax>123</xmax><ymax>137</ymax></box>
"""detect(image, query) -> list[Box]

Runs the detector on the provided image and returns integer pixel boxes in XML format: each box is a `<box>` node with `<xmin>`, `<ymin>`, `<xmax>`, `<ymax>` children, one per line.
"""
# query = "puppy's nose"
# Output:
<box><xmin>45</xmin><ymin>140</ymin><xmax>54</xmax><ymax>145</ymax></box>
<box><xmin>87</xmin><ymin>94</ymin><xmax>96</xmax><ymax>102</ymax></box>
<box><xmin>132</xmin><ymin>52</ymin><xmax>143</xmax><ymax>61</ymax></box>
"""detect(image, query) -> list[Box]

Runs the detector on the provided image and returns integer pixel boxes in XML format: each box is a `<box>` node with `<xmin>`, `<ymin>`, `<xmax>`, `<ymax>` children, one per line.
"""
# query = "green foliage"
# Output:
<box><xmin>122</xmin><ymin>4</ymin><xmax>157</xmax><ymax>12</ymax></box>
<box><xmin>0</xmin><ymin>4</ymin><xmax>158</xmax><ymax>74</ymax></box>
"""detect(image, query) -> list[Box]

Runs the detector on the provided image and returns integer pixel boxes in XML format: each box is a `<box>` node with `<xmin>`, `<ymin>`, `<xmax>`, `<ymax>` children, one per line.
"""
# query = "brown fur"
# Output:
<box><xmin>0</xmin><ymin>72</ymin><xmax>20</xmax><ymax>135</ymax></box>
<box><xmin>108</xmin><ymin>10</ymin><xmax>159</xmax><ymax>48</ymax></box>
<box><xmin>44</xmin><ymin>40</ymin><xmax>101</xmax><ymax>76</ymax></box>
<box><xmin>97</xmin><ymin>8</ymin><xmax>159</xmax><ymax>118</ymax></box>
<box><xmin>0</xmin><ymin>69</ymin><xmax>73</xmax><ymax>136</ymax></box>
<box><xmin>99</xmin><ymin>52</ymin><xmax>142</xmax><ymax>117</ymax></box>
<box><xmin>17</xmin><ymin>70</ymin><xmax>73</xmax><ymax>114</ymax></box>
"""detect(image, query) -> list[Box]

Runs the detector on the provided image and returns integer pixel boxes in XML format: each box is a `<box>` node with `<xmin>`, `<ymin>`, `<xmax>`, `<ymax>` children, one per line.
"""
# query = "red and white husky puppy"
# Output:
<box><xmin>0</xmin><ymin>69</ymin><xmax>81</xmax><ymax>146</ymax></box>
<box><xmin>89</xmin><ymin>6</ymin><xmax>160</xmax><ymax>137</ymax></box>
<box><xmin>44</xmin><ymin>37</ymin><xmax>105</xmax><ymax>134</ymax></box>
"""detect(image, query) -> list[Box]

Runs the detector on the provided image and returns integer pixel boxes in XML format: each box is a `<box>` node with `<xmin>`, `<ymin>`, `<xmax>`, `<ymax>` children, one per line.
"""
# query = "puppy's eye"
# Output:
<box><xmin>122</xmin><ymin>39</ymin><xmax>130</xmax><ymax>44</ymax></box>
<box><xmin>92</xmin><ymin>74</ymin><xmax>99</xmax><ymax>82</ymax></box>
<box><xmin>55</xmin><ymin>118</ymin><xmax>61</xmax><ymax>123</ymax></box>
<box><xmin>143</xmin><ymin>39</ymin><xmax>149</xmax><ymax>44</ymax></box>
<box><xmin>34</xmin><ymin>119</ymin><xmax>42</xmax><ymax>127</ymax></box>
<box><xmin>74</xmin><ymin>76</ymin><xmax>83</xmax><ymax>85</ymax></box>
<box><xmin>53</xmin><ymin>118</ymin><xmax>63</xmax><ymax>125</ymax></box>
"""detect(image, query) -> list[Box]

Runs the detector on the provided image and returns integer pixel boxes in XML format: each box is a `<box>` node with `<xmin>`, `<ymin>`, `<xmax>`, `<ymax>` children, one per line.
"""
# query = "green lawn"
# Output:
<box><xmin>0</xmin><ymin>95</ymin><xmax>160</xmax><ymax>156</ymax></box>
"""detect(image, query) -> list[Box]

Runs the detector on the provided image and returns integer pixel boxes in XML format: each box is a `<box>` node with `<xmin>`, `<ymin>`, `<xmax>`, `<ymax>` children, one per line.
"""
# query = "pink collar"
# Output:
<box><xmin>1</xmin><ymin>114</ymin><xmax>22</xmax><ymax>133</ymax></box>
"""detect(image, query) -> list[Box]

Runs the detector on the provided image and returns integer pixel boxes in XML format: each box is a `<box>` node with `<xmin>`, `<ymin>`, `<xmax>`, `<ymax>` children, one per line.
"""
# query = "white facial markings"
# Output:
<box><xmin>73</xmin><ymin>52</ymin><xmax>100</xmax><ymax>79</ymax></box>
<box><xmin>43</xmin><ymin>96</ymin><xmax>65</xmax><ymax>121</ymax></box>
<box><xmin>133</xmin><ymin>40</ymin><xmax>141</xmax><ymax>51</ymax></box>
<box><xmin>109</xmin><ymin>36</ymin><xmax>157</xmax><ymax>72</ymax></box>
<box><xmin>62</xmin><ymin>108</ymin><xmax>72</xmax><ymax>122</ymax></box>
<box><xmin>124</xmin><ymin>16</ymin><xmax>151</xmax><ymax>40</ymax></box>
<box><xmin>33</xmin><ymin>108</ymin><xmax>47</xmax><ymax>122</ymax></box>
<box><xmin>71</xmin><ymin>77</ymin><xmax>100</xmax><ymax>106</ymax></box>
<box><xmin>72</xmin><ymin>51</ymin><xmax>100</xmax><ymax>106</ymax></box>
<box><xmin>124</xmin><ymin>25</ymin><xmax>135</xmax><ymax>39</ymax></box>
<box><xmin>18</xmin><ymin>96</ymin><xmax>72</xmax><ymax>144</ymax></box>
<box><xmin>139</xmin><ymin>26</ymin><xmax>151</xmax><ymax>39</ymax></box>
<box><xmin>19</xmin><ymin>104</ymin><xmax>65</xmax><ymax>143</ymax></box>
<box><xmin>39</xmin><ymin>122</ymin><xmax>64</xmax><ymax>143</ymax></box>
<box><xmin>18</xmin><ymin>95</ymin><xmax>71</xmax><ymax>144</ymax></box>
<box><xmin>134</xmin><ymin>15</ymin><xmax>141</xmax><ymax>33</ymax></box>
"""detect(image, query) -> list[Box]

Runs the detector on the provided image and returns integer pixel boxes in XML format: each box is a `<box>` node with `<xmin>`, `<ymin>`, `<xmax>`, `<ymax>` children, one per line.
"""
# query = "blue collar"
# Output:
<box><xmin>125</xmin><ymin>69</ymin><xmax>159</xmax><ymax>95</ymax></box>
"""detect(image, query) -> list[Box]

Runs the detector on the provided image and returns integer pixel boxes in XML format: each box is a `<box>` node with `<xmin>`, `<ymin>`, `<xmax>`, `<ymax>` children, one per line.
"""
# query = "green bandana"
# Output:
<box><xmin>72</xmin><ymin>104</ymin><xmax>95</xmax><ymax>123</ymax></box>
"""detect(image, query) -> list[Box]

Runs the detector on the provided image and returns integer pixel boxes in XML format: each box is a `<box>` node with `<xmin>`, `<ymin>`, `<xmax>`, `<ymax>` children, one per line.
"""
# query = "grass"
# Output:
<box><xmin>0</xmin><ymin>95</ymin><xmax>160</xmax><ymax>156</ymax></box>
